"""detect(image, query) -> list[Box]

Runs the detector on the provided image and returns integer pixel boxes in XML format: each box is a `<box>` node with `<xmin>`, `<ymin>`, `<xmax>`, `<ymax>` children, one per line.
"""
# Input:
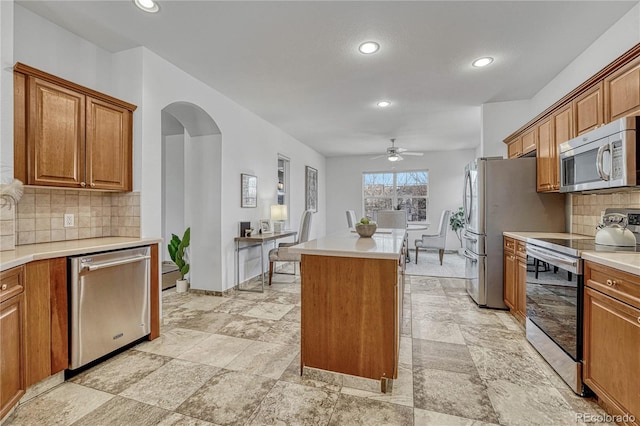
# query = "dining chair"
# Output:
<box><xmin>415</xmin><ymin>210</ymin><xmax>451</xmax><ymax>265</ymax></box>
<box><xmin>346</xmin><ymin>210</ymin><xmax>357</xmax><ymax>228</ymax></box>
<box><xmin>268</xmin><ymin>209</ymin><xmax>313</xmax><ymax>285</ymax></box>
<box><xmin>376</xmin><ymin>210</ymin><xmax>410</xmax><ymax>262</ymax></box>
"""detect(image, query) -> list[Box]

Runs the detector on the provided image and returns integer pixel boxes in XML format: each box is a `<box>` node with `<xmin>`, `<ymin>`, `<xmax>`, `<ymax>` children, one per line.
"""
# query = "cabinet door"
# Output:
<box><xmin>0</xmin><ymin>293</ymin><xmax>26</xmax><ymax>419</ymax></box>
<box><xmin>503</xmin><ymin>250</ymin><xmax>516</xmax><ymax>310</ymax></box>
<box><xmin>28</xmin><ymin>77</ymin><xmax>85</xmax><ymax>187</ymax></box>
<box><xmin>605</xmin><ymin>56</ymin><xmax>640</xmax><ymax>122</ymax></box>
<box><xmin>521</xmin><ymin>128</ymin><xmax>536</xmax><ymax>155</ymax></box>
<box><xmin>584</xmin><ymin>287</ymin><xmax>640</xmax><ymax>422</ymax></box>
<box><xmin>574</xmin><ymin>83</ymin><xmax>604</xmax><ymax>136</ymax></box>
<box><xmin>86</xmin><ymin>97</ymin><xmax>132</xmax><ymax>191</ymax></box>
<box><xmin>507</xmin><ymin>138</ymin><xmax>522</xmax><ymax>159</ymax></box>
<box><xmin>536</xmin><ymin>117</ymin><xmax>553</xmax><ymax>192</ymax></box>
<box><xmin>516</xmin><ymin>257</ymin><xmax>527</xmax><ymax>323</ymax></box>
<box><xmin>552</xmin><ymin>104</ymin><xmax>574</xmax><ymax>190</ymax></box>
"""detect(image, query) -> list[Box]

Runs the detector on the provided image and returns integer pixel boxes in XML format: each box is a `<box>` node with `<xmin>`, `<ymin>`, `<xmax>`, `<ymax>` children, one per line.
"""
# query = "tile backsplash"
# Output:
<box><xmin>13</xmin><ymin>188</ymin><xmax>140</xmax><ymax>246</ymax></box>
<box><xmin>570</xmin><ymin>191</ymin><xmax>640</xmax><ymax>236</ymax></box>
<box><xmin>0</xmin><ymin>205</ymin><xmax>16</xmax><ymax>251</ymax></box>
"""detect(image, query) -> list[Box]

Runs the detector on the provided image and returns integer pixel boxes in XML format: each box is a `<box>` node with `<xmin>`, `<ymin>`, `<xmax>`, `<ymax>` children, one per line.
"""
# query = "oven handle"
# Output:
<box><xmin>526</xmin><ymin>246</ymin><xmax>580</xmax><ymax>274</ymax></box>
<box><xmin>83</xmin><ymin>255</ymin><xmax>150</xmax><ymax>271</ymax></box>
<box><xmin>596</xmin><ymin>144</ymin><xmax>610</xmax><ymax>181</ymax></box>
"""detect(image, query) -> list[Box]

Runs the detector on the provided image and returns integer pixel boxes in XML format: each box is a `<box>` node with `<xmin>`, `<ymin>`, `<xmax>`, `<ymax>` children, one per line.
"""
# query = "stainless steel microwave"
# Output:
<box><xmin>559</xmin><ymin>116</ymin><xmax>639</xmax><ymax>193</ymax></box>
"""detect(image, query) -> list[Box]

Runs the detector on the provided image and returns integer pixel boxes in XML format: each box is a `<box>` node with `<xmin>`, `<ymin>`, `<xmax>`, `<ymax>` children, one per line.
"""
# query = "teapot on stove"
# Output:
<box><xmin>595</xmin><ymin>213</ymin><xmax>637</xmax><ymax>247</ymax></box>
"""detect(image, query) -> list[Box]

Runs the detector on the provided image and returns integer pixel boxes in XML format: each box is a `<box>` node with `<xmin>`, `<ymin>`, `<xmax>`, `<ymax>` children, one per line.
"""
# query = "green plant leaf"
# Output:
<box><xmin>181</xmin><ymin>227</ymin><xmax>191</xmax><ymax>249</ymax></box>
<box><xmin>180</xmin><ymin>264</ymin><xmax>189</xmax><ymax>278</ymax></box>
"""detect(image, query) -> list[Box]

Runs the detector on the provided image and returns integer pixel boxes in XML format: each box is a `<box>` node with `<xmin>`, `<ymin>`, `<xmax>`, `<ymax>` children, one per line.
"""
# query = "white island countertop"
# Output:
<box><xmin>1</xmin><ymin>237</ymin><xmax>163</xmax><ymax>271</ymax></box>
<box><xmin>289</xmin><ymin>229</ymin><xmax>405</xmax><ymax>260</ymax></box>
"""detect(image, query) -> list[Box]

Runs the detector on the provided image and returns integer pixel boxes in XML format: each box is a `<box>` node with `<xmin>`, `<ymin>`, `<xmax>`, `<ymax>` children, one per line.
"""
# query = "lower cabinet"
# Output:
<box><xmin>584</xmin><ymin>262</ymin><xmax>639</xmax><ymax>425</ymax></box>
<box><xmin>503</xmin><ymin>237</ymin><xmax>526</xmax><ymax>324</ymax></box>
<box><xmin>1</xmin><ymin>266</ymin><xmax>26</xmax><ymax>419</ymax></box>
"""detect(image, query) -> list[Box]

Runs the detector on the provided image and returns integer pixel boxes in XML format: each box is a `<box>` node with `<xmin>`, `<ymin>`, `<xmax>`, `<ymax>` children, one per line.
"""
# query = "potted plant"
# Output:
<box><xmin>168</xmin><ymin>227</ymin><xmax>190</xmax><ymax>292</ymax></box>
<box><xmin>449</xmin><ymin>207</ymin><xmax>465</xmax><ymax>255</ymax></box>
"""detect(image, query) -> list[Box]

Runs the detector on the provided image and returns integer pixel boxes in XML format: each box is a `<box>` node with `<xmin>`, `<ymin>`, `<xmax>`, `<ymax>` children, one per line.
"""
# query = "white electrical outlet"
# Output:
<box><xmin>64</xmin><ymin>214</ymin><xmax>74</xmax><ymax>228</ymax></box>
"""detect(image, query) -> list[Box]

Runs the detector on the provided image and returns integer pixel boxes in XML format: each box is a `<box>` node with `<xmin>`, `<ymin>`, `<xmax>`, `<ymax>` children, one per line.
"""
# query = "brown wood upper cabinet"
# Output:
<box><xmin>14</xmin><ymin>63</ymin><xmax>136</xmax><ymax>191</ymax></box>
<box><xmin>605</xmin><ymin>55</ymin><xmax>640</xmax><ymax>122</ymax></box>
<box><xmin>507</xmin><ymin>137</ymin><xmax>522</xmax><ymax>159</ymax></box>
<box><xmin>536</xmin><ymin>116</ymin><xmax>554</xmax><ymax>192</ymax></box>
<box><xmin>520</xmin><ymin>127</ymin><xmax>536</xmax><ymax>155</ymax></box>
<box><xmin>574</xmin><ymin>82</ymin><xmax>604</xmax><ymax>136</ymax></box>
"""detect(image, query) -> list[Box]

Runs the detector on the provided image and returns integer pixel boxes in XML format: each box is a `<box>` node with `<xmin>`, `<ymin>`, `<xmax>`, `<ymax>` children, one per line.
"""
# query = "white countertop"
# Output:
<box><xmin>502</xmin><ymin>231</ymin><xmax>593</xmax><ymax>242</ymax></box>
<box><xmin>504</xmin><ymin>231</ymin><xmax>640</xmax><ymax>276</ymax></box>
<box><xmin>581</xmin><ymin>251</ymin><xmax>640</xmax><ymax>276</ymax></box>
<box><xmin>289</xmin><ymin>229</ymin><xmax>405</xmax><ymax>260</ymax></box>
<box><xmin>0</xmin><ymin>237</ymin><xmax>163</xmax><ymax>271</ymax></box>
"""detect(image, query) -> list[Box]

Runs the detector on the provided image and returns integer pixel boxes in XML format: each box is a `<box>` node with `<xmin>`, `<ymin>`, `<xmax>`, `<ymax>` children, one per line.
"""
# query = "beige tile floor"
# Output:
<box><xmin>4</xmin><ymin>272</ymin><xmax>612</xmax><ymax>426</ymax></box>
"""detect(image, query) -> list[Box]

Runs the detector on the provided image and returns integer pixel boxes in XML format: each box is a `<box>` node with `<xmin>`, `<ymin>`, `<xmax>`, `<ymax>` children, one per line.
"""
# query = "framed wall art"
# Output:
<box><xmin>259</xmin><ymin>219</ymin><xmax>271</xmax><ymax>234</ymax></box>
<box><xmin>305</xmin><ymin>166</ymin><xmax>318</xmax><ymax>212</ymax></box>
<box><xmin>241</xmin><ymin>173</ymin><xmax>257</xmax><ymax>208</ymax></box>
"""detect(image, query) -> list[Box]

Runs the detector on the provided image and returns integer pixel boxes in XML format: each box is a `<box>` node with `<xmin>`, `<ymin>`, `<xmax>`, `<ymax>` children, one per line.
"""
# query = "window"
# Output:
<box><xmin>362</xmin><ymin>171</ymin><xmax>428</xmax><ymax>223</ymax></box>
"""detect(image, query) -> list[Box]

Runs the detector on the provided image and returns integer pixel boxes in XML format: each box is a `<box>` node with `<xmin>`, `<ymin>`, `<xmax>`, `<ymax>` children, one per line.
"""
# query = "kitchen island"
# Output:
<box><xmin>289</xmin><ymin>229</ymin><xmax>406</xmax><ymax>389</ymax></box>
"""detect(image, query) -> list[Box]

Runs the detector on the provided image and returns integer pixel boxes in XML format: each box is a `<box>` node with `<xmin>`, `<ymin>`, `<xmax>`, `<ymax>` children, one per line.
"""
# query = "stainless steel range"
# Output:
<box><xmin>525</xmin><ymin>208</ymin><xmax>640</xmax><ymax>395</ymax></box>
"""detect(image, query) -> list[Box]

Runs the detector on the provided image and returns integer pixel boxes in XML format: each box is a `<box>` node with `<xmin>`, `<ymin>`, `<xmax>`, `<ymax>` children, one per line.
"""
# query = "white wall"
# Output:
<box><xmin>480</xmin><ymin>100</ymin><xmax>531</xmax><ymax>158</ymax></box>
<box><xmin>479</xmin><ymin>3</ymin><xmax>640</xmax><ymax>154</ymax></box>
<box><xmin>531</xmin><ymin>3</ymin><xmax>640</xmax><ymax>117</ymax></box>
<box><xmin>9</xmin><ymin>3</ymin><xmax>326</xmax><ymax>293</ymax></box>
<box><xmin>326</xmin><ymin>149</ymin><xmax>476</xmax><ymax>251</ymax></box>
<box><xmin>161</xmin><ymin>133</ymin><xmax>185</xmax><ymax>262</ymax></box>
<box><xmin>0</xmin><ymin>1</ymin><xmax>14</xmax><ymax>181</ymax></box>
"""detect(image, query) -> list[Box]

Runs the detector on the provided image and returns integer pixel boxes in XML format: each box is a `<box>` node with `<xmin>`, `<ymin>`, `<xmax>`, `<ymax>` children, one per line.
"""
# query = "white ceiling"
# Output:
<box><xmin>17</xmin><ymin>1</ymin><xmax>637</xmax><ymax>157</ymax></box>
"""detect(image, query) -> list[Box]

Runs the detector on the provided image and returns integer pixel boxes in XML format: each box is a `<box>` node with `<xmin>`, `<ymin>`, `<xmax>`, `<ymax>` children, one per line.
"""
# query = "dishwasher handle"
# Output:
<box><xmin>83</xmin><ymin>255</ymin><xmax>150</xmax><ymax>271</ymax></box>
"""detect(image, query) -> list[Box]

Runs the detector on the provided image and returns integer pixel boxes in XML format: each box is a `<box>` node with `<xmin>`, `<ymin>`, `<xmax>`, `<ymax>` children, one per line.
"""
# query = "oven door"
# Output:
<box><xmin>525</xmin><ymin>245</ymin><xmax>582</xmax><ymax>361</ymax></box>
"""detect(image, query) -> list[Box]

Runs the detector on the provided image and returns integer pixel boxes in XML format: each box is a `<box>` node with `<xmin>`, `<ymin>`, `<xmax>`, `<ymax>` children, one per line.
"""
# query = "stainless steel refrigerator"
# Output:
<box><xmin>462</xmin><ymin>157</ymin><xmax>566</xmax><ymax>309</ymax></box>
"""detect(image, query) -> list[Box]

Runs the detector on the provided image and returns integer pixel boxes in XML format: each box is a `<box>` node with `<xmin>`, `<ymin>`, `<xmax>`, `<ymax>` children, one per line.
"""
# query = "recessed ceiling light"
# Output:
<box><xmin>134</xmin><ymin>0</ymin><xmax>159</xmax><ymax>13</ymax></box>
<box><xmin>359</xmin><ymin>41</ymin><xmax>380</xmax><ymax>54</ymax></box>
<box><xmin>377</xmin><ymin>100</ymin><xmax>391</xmax><ymax>107</ymax></box>
<box><xmin>472</xmin><ymin>57</ymin><xmax>494</xmax><ymax>67</ymax></box>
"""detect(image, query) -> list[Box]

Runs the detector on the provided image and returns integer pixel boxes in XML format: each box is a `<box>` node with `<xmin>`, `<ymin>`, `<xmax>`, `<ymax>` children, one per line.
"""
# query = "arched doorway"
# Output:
<box><xmin>161</xmin><ymin>102</ymin><xmax>223</xmax><ymax>292</ymax></box>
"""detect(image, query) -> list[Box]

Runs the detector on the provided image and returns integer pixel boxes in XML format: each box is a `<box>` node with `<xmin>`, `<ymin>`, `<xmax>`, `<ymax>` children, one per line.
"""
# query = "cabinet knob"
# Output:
<box><xmin>606</xmin><ymin>279</ymin><xmax>616</xmax><ymax>286</ymax></box>
<box><xmin>637</xmin><ymin>317</ymin><xmax>640</xmax><ymax>324</ymax></box>
<box><xmin>80</xmin><ymin>182</ymin><xmax>86</xmax><ymax>187</ymax></box>
<box><xmin>1</xmin><ymin>284</ymin><xmax>7</xmax><ymax>291</ymax></box>
<box><xmin>90</xmin><ymin>183</ymin><xmax>96</xmax><ymax>188</ymax></box>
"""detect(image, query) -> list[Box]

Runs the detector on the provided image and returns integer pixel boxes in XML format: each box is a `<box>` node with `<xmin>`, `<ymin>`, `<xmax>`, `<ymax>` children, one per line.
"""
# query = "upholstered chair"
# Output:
<box><xmin>268</xmin><ymin>209</ymin><xmax>313</xmax><ymax>285</ymax></box>
<box><xmin>415</xmin><ymin>210</ymin><xmax>451</xmax><ymax>265</ymax></box>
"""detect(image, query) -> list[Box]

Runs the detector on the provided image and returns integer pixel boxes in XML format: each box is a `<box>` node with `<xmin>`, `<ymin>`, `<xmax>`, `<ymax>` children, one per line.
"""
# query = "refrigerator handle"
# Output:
<box><xmin>463</xmin><ymin>170</ymin><xmax>472</xmax><ymax>225</ymax></box>
<box><xmin>462</xmin><ymin>232</ymin><xmax>477</xmax><ymax>242</ymax></box>
<box><xmin>463</xmin><ymin>250</ymin><xmax>478</xmax><ymax>262</ymax></box>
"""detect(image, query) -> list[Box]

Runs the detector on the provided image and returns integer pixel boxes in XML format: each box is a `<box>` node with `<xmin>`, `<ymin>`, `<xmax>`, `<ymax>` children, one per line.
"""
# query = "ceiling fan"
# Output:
<box><xmin>371</xmin><ymin>139</ymin><xmax>424</xmax><ymax>162</ymax></box>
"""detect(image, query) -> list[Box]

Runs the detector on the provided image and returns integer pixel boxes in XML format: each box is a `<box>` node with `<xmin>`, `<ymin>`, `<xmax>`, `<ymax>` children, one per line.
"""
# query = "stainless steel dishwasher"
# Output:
<box><xmin>69</xmin><ymin>246</ymin><xmax>151</xmax><ymax>369</ymax></box>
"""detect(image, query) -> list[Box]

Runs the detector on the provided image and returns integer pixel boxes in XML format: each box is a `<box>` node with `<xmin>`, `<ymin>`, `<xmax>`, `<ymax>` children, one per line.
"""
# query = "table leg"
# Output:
<box><xmin>260</xmin><ymin>241</ymin><xmax>265</xmax><ymax>291</ymax></box>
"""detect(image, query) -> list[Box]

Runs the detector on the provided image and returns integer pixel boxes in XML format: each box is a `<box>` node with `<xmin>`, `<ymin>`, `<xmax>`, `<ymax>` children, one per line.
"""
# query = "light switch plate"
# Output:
<box><xmin>64</xmin><ymin>214</ymin><xmax>74</xmax><ymax>228</ymax></box>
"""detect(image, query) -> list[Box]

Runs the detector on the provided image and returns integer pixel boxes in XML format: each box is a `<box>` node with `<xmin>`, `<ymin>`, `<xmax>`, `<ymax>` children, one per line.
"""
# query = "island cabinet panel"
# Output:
<box><xmin>301</xmin><ymin>254</ymin><xmax>398</xmax><ymax>380</ymax></box>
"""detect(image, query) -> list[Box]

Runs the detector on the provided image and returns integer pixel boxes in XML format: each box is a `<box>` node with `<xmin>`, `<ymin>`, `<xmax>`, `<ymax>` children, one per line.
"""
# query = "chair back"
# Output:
<box><xmin>435</xmin><ymin>210</ymin><xmax>451</xmax><ymax>237</ymax></box>
<box><xmin>298</xmin><ymin>210</ymin><xmax>314</xmax><ymax>243</ymax></box>
<box><xmin>346</xmin><ymin>210</ymin><xmax>357</xmax><ymax>228</ymax></box>
<box><xmin>376</xmin><ymin>210</ymin><xmax>407</xmax><ymax>229</ymax></box>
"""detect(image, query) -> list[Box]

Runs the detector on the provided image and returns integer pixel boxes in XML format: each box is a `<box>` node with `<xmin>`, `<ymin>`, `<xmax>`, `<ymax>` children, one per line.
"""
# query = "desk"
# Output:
<box><xmin>234</xmin><ymin>231</ymin><xmax>297</xmax><ymax>292</ymax></box>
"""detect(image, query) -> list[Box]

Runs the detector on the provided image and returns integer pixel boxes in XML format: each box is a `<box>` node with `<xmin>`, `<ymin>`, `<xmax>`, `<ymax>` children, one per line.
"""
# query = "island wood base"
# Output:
<box><xmin>300</xmin><ymin>253</ymin><xmax>401</xmax><ymax>381</ymax></box>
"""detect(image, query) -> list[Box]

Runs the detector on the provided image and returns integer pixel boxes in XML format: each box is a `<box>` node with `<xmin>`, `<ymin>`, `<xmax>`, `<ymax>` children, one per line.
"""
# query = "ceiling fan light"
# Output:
<box><xmin>376</xmin><ymin>100</ymin><xmax>391</xmax><ymax>107</ymax></box>
<box><xmin>388</xmin><ymin>154</ymin><xmax>400</xmax><ymax>162</ymax></box>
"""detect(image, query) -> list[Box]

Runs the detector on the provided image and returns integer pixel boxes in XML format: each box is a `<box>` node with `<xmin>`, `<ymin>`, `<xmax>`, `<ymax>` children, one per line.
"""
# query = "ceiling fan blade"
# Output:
<box><xmin>370</xmin><ymin>154</ymin><xmax>387</xmax><ymax>160</ymax></box>
<box><xmin>402</xmin><ymin>152</ymin><xmax>424</xmax><ymax>156</ymax></box>
<box><xmin>396</xmin><ymin>147</ymin><xmax>408</xmax><ymax>153</ymax></box>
